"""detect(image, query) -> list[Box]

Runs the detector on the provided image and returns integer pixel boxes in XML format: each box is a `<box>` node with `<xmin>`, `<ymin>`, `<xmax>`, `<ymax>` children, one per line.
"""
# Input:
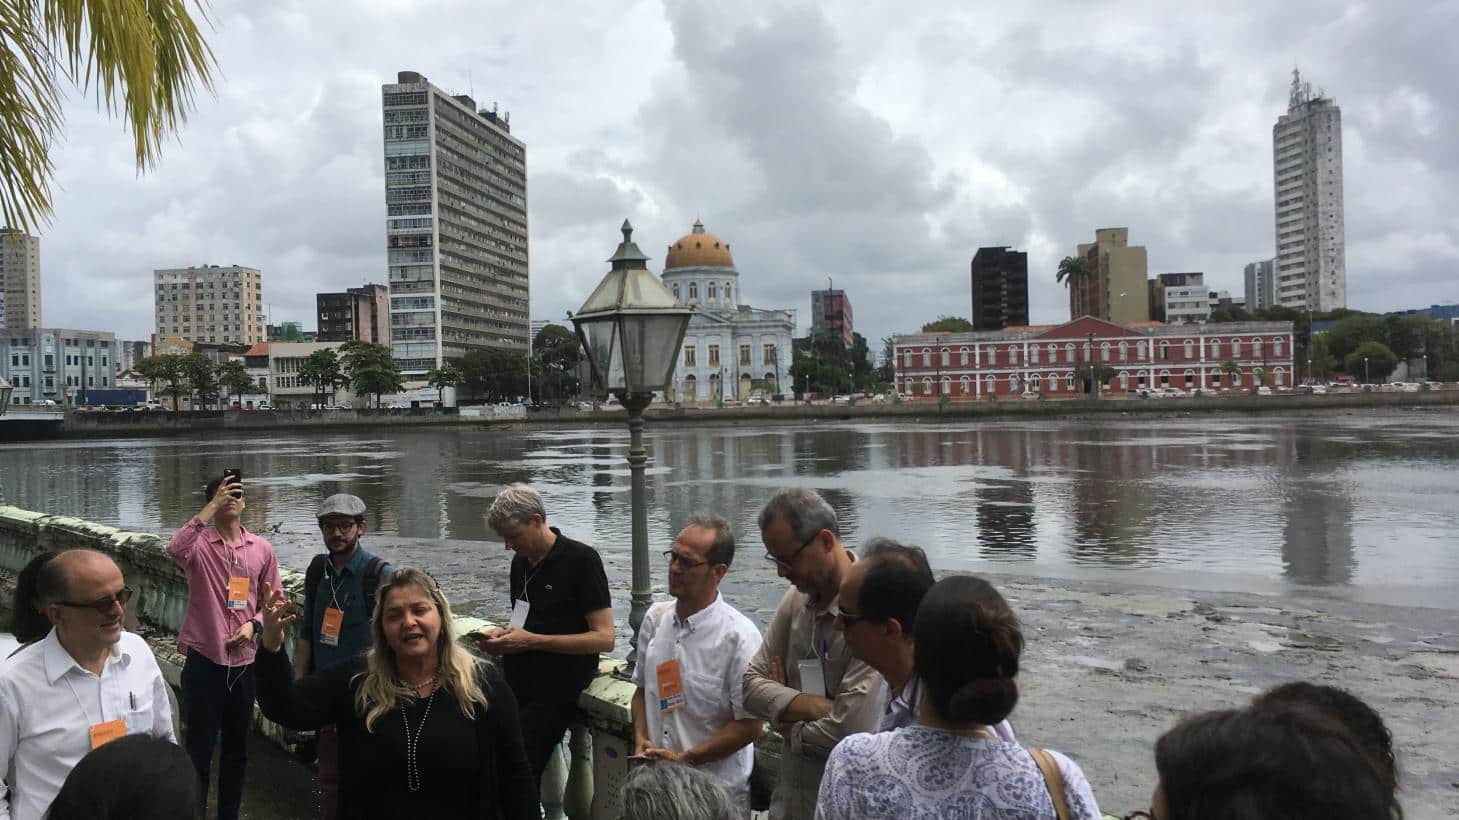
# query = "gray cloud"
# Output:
<box><xmin>26</xmin><ymin>0</ymin><xmax>1459</xmax><ymax>346</ymax></box>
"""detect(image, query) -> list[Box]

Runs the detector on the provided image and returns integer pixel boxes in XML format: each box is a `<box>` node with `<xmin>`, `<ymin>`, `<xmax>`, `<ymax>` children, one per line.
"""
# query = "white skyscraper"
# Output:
<box><xmin>1272</xmin><ymin>69</ymin><xmax>1345</xmax><ymax>312</ymax></box>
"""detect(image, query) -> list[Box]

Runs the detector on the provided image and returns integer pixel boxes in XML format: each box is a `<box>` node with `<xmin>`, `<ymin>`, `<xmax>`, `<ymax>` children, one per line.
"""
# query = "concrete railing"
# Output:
<box><xmin>0</xmin><ymin>506</ymin><xmax>783</xmax><ymax>819</ymax></box>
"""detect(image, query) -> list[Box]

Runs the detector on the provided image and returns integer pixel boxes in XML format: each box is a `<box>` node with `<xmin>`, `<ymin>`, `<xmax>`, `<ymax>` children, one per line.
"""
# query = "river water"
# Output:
<box><xmin>3</xmin><ymin>410</ymin><xmax>1457</xmax><ymax>625</ymax></box>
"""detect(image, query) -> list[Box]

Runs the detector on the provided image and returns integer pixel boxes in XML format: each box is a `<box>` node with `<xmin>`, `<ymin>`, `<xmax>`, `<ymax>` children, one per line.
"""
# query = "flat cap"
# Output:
<box><xmin>317</xmin><ymin>494</ymin><xmax>366</xmax><ymax>519</ymax></box>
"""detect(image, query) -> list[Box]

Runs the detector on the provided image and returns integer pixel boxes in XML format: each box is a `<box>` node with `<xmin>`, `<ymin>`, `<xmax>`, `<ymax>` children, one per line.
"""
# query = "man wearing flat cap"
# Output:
<box><xmin>298</xmin><ymin>493</ymin><xmax>393</xmax><ymax>820</ymax></box>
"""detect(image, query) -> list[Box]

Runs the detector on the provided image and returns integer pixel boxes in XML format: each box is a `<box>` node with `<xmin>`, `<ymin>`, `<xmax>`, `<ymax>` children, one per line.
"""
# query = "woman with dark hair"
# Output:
<box><xmin>254</xmin><ymin>567</ymin><xmax>538</xmax><ymax>819</ymax></box>
<box><xmin>0</xmin><ymin>551</ymin><xmax>59</xmax><ymax>668</ymax></box>
<box><xmin>1150</xmin><ymin>702</ymin><xmax>1399</xmax><ymax>820</ymax></box>
<box><xmin>1252</xmin><ymin>682</ymin><xmax>1398</xmax><ymax>798</ymax></box>
<box><xmin>46</xmin><ymin>734</ymin><xmax>201</xmax><ymax>820</ymax></box>
<box><xmin>815</xmin><ymin>575</ymin><xmax>1101</xmax><ymax>819</ymax></box>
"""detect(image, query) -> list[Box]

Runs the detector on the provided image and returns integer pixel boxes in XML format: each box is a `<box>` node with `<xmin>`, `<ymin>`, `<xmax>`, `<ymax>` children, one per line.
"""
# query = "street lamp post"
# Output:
<box><xmin>1364</xmin><ymin>356</ymin><xmax>1370</xmax><ymax>385</ymax></box>
<box><xmin>572</xmin><ymin>221</ymin><xmax>693</xmax><ymax>676</ymax></box>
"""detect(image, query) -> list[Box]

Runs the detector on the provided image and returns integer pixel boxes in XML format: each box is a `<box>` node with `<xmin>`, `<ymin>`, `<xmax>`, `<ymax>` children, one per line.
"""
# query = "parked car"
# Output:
<box><xmin>746</xmin><ymin>394</ymin><xmax>768</xmax><ymax>406</ymax></box>
<box><xmin>256</xmin><ymin>403</ymin><xmax>274</xmax><ymax>410</ymax></box>
<box><xmin>1424</xmin><ymin>381</ymin><xmax>1443</xmax><ymax>391</ymax></box>
<box><xmin>1256</xmin><ymin>386</ymin><xmax>1273</xmax><ymax>396</ymax></box>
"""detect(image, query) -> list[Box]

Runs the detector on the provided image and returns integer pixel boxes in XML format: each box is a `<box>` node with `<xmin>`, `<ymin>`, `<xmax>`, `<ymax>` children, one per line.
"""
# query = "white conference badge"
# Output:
<box><xmin>508</xmin><ymin>599</ymin><xmax>531</xmax><ymax>630</ymax></box>
<box><xmin>797</xmin><ymin>659</ymin><xmax>827</xmax><ymax>698</ymax></box>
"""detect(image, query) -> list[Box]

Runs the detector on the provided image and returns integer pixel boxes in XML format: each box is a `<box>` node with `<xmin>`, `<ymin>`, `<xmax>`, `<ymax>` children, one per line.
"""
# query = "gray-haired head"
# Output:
<box><xmin>486</xmin><ymin>484</ymin><xmax>546</xmax><ymax>532</ymax></box>
<box><xmin>756</xmin><ymin>487</ymin><xmax>839</xmax><ymax>543</ymax></box>
<box><xmin>621</xmin><ymin>762</ymin><xmax>739</xmax><ymax>820</ymax></box>
<box><xmin>685</xmin><ymin>513</ymin><xmax>735</xmax><ymax>567</ymax></box>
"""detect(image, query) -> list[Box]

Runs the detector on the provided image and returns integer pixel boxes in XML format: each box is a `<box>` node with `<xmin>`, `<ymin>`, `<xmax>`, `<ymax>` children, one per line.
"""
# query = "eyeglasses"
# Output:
<box><xmin>662</xmin><ymin>550</ymin><xmax>711</xmax><ymax>569</ymax></box>
<box><xmin>56</xmin><ymin>587</ymin><xmax>133</xmax><ymax>614</ymax></box>
<box><xmin>319</xmin><ymin>520</ymin><xmax>358</xmax><ymax>533</ymax></box>
<box><xmin>834</xmin><ymin>606</ymin><xmax>872</xmax><ymax>628</ymax></box>
<box><xmin>763</xmin><ymin>529</ymin><xmax>822</xmax><ymax>569</ymax></box>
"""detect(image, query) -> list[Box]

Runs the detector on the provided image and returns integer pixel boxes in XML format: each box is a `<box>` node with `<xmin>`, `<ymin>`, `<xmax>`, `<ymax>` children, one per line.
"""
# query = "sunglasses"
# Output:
<box><xmin>56</xmin><ymin>586</ymin><xmax>133</xmax><ymax>614</ymax></box>
<box><xmin>834</xmin><ymin>606</ymin><xmax>872</xmax><ymax>628</ymax></box>
<box><xmin>662</xmin><ymin>550</ymin><xmax>712</xmax><ymax>569</ymax></box>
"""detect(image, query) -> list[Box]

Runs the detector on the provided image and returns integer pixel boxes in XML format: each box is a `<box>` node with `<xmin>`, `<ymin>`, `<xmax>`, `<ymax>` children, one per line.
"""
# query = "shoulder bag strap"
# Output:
<box><xmin>1028</xmin><ymin>746</ymin><xmax>1073</xmax><ymax>820</ymax></box>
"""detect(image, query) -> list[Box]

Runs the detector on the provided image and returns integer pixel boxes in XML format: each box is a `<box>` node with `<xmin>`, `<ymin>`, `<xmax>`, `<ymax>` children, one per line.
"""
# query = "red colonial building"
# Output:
<box><xmin>893</xmin><ymin>316</ymin><xmax>1295</xmax><ymax>400</ymax></box>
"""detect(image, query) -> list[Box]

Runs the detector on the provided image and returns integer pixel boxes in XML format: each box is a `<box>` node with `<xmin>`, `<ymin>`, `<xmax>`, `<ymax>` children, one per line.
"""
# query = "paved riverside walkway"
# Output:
<box><xmin>222</xmin><ymin>732</ymin><xmax>319</xmax><ymax>819</ymax></box>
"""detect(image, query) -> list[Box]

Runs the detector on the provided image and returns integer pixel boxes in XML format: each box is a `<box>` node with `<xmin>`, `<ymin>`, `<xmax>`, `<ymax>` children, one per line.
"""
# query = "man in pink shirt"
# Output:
<box><xmin>166</xmin><ymin>470</ymin><xmax>281</xmax><ymax>820</ymax></box>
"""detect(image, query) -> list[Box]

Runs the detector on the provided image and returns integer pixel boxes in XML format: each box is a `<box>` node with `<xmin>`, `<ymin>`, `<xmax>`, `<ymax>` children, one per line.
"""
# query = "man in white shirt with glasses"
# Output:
<box><xmin>632</xmin><ymin>514</ymin><xmax>764</xmax><ymax>813</ymax></box>
<box><xmin>0</xmin><ymin>550</ymin><xmax>175</xmax><ymax>820</ymax></box>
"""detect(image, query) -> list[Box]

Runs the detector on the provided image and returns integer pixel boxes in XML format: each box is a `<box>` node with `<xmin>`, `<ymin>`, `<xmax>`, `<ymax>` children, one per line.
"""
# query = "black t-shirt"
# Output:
<box><xmin>503</xmin><ymin>528</ymin><xmax>612</xmax><ymax>703</ymax></box>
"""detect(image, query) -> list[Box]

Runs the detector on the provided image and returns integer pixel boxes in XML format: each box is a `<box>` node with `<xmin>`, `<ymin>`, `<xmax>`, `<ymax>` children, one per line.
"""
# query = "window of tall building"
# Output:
<box><xmin>763</xmin><ymin>344</ymin><xmax>776</xmax><ymax>365</ymax></box>
<box><xmin>739</xmin><ymin>344</ymin><xmax>750</xmax><ymax>366</ymax></box>
<box><xmin>708</xmin><ymin>344</ymin><xmax>719</xmax><ymax>367</ymax></box>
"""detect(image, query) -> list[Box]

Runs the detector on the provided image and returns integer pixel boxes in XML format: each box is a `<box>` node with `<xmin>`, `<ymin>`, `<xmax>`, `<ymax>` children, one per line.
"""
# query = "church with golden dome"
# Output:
<box><xmin>661</xmin><ymin>220</ymin><xmax>795</xmax><ymax>402</ymax></box>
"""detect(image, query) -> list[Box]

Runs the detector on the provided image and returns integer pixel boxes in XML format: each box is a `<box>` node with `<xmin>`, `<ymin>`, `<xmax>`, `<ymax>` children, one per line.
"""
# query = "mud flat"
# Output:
<box><xmin>990</xmin><ymin>573</ymin><xmax>1459</xmax><ymax>818</ymax></box>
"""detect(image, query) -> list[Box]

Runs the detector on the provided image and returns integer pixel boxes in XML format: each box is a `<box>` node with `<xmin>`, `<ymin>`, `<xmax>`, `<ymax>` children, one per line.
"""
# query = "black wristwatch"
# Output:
<box><xmin>250</xmin><ymin>619</ymin><xmax>264</xmax><ymax>643</ymax></box>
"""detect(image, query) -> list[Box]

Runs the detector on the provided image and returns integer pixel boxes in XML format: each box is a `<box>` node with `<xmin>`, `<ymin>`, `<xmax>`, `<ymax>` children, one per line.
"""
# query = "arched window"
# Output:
<box><xmin>940</xmin><ymin>348</ymin><xmax>950</xmax><ymax>367</ymax></box>
<box><xmin>708</xmin><ymin>283</ymin><xmax>717</xmax><ymax>301</ymax></box>
<box><xmin>1047</xmin><ymin>343</ymin><xmax>1058</xmax><ymax>363</ymax></box>
<box><xmin>1119</xmin><ymin>371</ymin><xmax>1129</xmax><ymax>390</ymax></box>
<box><xmin>941</xmin><ymin>377</ymin><xmax>951</xmax><ymax>395</ymax></box>
<box><xmin>1211</xmin><ymin>371</ymin><xmax>1221</xmax><ymax>386</ymax></box>
<box><xmin>922</xmin><ymin>348</ymin><xmax>931</xmax><ymax>367</ymax></box>
<box><xmin>1160</xmin><ymin>369</ymin><xmax>1171</xmax><ymax>386</ymax></box>
<box><xmin>904</xmin><ymin>349</ymin><xmax>913</xmax><ymax>368</ymax></box>
<box><xmin>1101</xmin><ymin>342</ymin><xmax>1111</xmax><ymax>361</ymax></box>
<box><xmin>923</xmin><ymin>377</ymin><xmax>933</xmax><ymax>395</ymax></box>
<box><xmin>1210</xmin><ymin>339</ymin><xmax>1221</xmax><ymax>359</ymax></box>
<box><xmin>1274</xmin><ymin>336</ymin><xmax>1284</xmax><ymax>356</ymax></box>
<box><xmin>1030</xmin><ymin>373</ymin><xmax>1042</xmax><ymax>391</ymax></box>
<box><xmin>684</xmin><ymin>374</ymin><xmax>697</xmax><ymax>398</ymax></box>
<box><xmin>672</xmin><ymin>283</ymin><xmax>681</xmax><ymax>299</ymax></box>
<box><xmin>1118</xmin><ymin>341</ymin><xmax>1128</xmax><ymax>362</ymax></box>
<box><xmin>1049</xmin><ymin>372</ymin><xmax>1059</xmax><ymax>391</ymax></box>
<box><xmin>1066</xmin><ymin>372</ymin><xmax>1076</xmax><ymax>391</ymax></box>
<box><xmin>1183</xmin><ymin>339</ymin><xmax>1194</xmax><ymax>358</ymax></box>
<box><xmin>1137</xmin><ymin>371</ymin><xmax>1147</xmax><ymax>387</ymax></box>
<box><xmin>987</xmin><ymin>347</ymin><xmax>997</xmax><ymax>366</ymax></box>
<box><xmin>1007</xmin><ymin>345</ymin><xmax>1019</xmax><ymax>364</ymax></box>
<box><xmin>726</xmin><ymin>284</ymin><xmax>734</xmax><ymax>302</ymax></box>
<box><xmin>1160</xmin><ymin>341</ymin><xmax>1170</xmax><ymax>360</ymax></box>
<box><xmin>1184</xmin><ymin>369</ymin><xmax>1195</xmax><ymax>387</ymax></box>
<box><xmin>959</xmin><ymin>347</ymin><xmax>969</xmax><ymax>366</ymax></box>
<box><xmin>1253</xmin><ymin>338</ymin><xmax>1264</xmax><ymax>359</ymax></box>
<box><xmin>959</xmin><ymin>375</ymin><xmax>970</xmax><ymax>394</ymax></box>
<box><xmin>1274</xmin><ymin>367</ymin><xmax>1285</xmax><ymax>386</ymax></box>
<box><xmin>1137</xmin><ymin>343</ymin><xmax>1147</xmax><ymax>361</ymax></box>
<box><xmin>1009</xmin><ymin>374</ymin><xmax>1020</xmax><ymax>392</ymax></box>
<box><xmin>1231</xmin><ymin>370</ymin><xmax>1242</xmax><ymax>387</ymax></box>
<box><xmin>1030</xmin><ymin>346</ymin><xmax>1040</xmax><ymax>364</ymax></box>
<box><xmin>1231</xmin><ymin>338</ymin><xmax>1242</xmax><ymax>357</ymax></box>
<box><xmin>1065</xmin><ymin>343</ymin><xmax>1075</xmax><ymax>361</ymax></box>
<box><xmin>689</xmin><ymin>282</ymin><xmax>698</xmax><ymax>300</ymax></box>
<box><xmin>985</xmin><ymin>374</ymin><xmax>995</xmax><ymax>393</ymax></box>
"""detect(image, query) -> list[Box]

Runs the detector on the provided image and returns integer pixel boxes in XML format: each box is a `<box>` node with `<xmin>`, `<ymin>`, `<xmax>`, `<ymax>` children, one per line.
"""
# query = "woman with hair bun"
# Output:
<box><xmin>815</xmin><ymin>575</ymin><xmax>1101</xmax><ymax>819</ymax></box>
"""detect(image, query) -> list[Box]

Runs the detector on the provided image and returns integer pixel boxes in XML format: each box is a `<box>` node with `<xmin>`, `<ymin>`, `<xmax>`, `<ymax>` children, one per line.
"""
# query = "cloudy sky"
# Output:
<box><xmin>34</xmin><ymin>0</ymin><xmax>1459</xmax><ymax>344</ymax></box>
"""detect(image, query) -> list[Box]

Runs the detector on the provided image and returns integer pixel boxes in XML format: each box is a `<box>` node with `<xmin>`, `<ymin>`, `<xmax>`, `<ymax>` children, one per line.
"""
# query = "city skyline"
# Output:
<box><xmin>20</xmin><ymin>2</ymin><xmax>1458</xmax><ymax>347</ymax></box>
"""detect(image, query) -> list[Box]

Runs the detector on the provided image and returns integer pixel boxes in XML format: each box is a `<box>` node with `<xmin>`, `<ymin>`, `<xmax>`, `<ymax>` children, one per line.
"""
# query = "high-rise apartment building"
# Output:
<box><xmin>1071</xmin><ymin>228</ymin><xmax>1149</xmax><ymax>323</ymax></box>
<box><xmin>1149</xmin><ymin>272</ymin><xmax>1209</xmax><ymax>325</ymax></box>
<box><xmin>1</xmin><ymin>229</ymin><xmax>42</xmax><ymax>330</ymax></box>
<box><xmin>970</xmin><ymin>246</ymin><xmax>1029</xmax><ymax>331</ymax></box>
<box><xmin>382</xmin><ymin>70</ymin><xmax>529</xmax><ymax>378</ymax></box>
<box><xmin>810</xmin><ymin>288</ymin><xmax>854</xmax><ymax>346</ymax></box>
<box><xmin>317</xmin><ymin>283</ymin><xmax>390</xmax><ymax>344</ymax></box>
<box><xmin>1273</xmin><ymin>69</ymin><xmax>1345</xmax><ymax>311</ymax></box>
<box><xmin>153</xmin><ymin>265</ymin><xmax>265</xmax><ymax>345</ymax></box>
<box><xmin>1244</xmin><ymin>259</ymin><xmax>1276</xmax><ymax>313</ymax></box>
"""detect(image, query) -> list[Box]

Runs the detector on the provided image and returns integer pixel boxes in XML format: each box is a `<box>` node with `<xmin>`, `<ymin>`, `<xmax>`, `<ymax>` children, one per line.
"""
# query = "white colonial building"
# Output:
<box><xmin>661</xmin><ymin>221</ymin><xmax>794</xmax><ymax>402</ymax></box>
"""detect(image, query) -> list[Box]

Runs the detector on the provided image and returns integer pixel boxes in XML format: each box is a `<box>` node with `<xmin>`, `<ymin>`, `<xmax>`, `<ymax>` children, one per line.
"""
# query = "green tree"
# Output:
<box><xmin>789</xmin><ymin>329</ymin><xmax>860</xmax><ymax>397</ymax></box>
<box><xmin>1218</xmin><ymin>360</ymin><xmax>1242</xmax><ymax>387</ymax></box>
<box><xmin>531</xmin><ymin>325</ymin><xmax>582</xmax><ymax>404</ymax></box>
<box><xmin>879</xmin><ymin>337</ymin><xmax>896</xmax><ymax>385</ymax></box>
<box><xmin>0</xmin><ymin>0</ymin><xmax>217</xmax><ymax>232</ymax></box>
<box><xmin>1345</xmin><ymin>341</ymin><xmax>1398</xmax><ymax>383</ymax></box>
<box><xmin>135</xmin><ymin>354</ymin><xmax>188</xmax><ymax>409</ymax></box>
<box><xmin>1303</xmin><ymin>333</ymin><xmax>1338</xmax><ymax>382</ymax></box>
<box><xmin>338</xmin><ymin>340</ymin><xmax>403</xmax><ymax>407</ymax></box>
<box><xmin>425</xmin><ymin>365</ymin><xmax>463</xmax><ymax>405</ymax></box>
<box><xmin>1325</xmin><ymin>315</ymin><xmax>1382</xmax><ymax>364</ymax></box>
<box><xmin>299</xmin><ymin>348</ymin><xmax>347</xmax><ymax>408</ymax></box>
<box><xmin>1054</xmin><ymin>255</ymin><xmax>1089</xmax><ymax>289</ymax></box>
<box><xmin>459</xmin><ymin>348</ymin><xmax>527</xmax><ymax>403</ymax></box>
<box><xmin>1209</xmin><ymin>305</ymin><xmax>1253</xmax><ymax>323</ymax></box>
<box><xmin>920</xmin><ymin>316</ymin><xmax>975</xmax><ymax>333</ymax></box>
<box><xmin>1252</xmin><ymin>367</ymin><xmax>1268</xmax><ymax>387</ymax></box>
<box><xmin>215</xmin><ymin>360</ymin><xmax>255</xmax><ymax>405</ymax></box>
<box><xmin>182</xmin><ymin>353</ymin><xmax>218</xmax><ymax>408</ymax></box>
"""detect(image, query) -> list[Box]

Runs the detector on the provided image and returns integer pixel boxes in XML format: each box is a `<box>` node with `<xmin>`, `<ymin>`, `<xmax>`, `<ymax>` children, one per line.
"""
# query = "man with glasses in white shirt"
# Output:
<box><xmin>0</xmin><ymin>550</ymin><xmax>175</xmax><ymax>820</ymax></box>
<box><xmin>631</xmin><ymin>515</ymin><xmax>764</xmax><ymax>813</ymax></box>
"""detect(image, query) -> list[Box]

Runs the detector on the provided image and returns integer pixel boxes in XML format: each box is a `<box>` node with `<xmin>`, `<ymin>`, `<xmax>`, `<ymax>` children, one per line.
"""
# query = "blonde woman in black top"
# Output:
<box><xmin>255</xmin><ymin>567</ymin><xmax>537</xmax><ymax>820</ymax></box>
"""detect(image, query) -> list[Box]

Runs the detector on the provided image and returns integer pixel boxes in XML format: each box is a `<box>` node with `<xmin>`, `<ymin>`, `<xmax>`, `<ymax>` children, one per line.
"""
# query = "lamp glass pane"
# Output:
<box><xmin>620</xmin><ymin>313</ymin><xmax>691</xmax><ymax>392</ymax></box>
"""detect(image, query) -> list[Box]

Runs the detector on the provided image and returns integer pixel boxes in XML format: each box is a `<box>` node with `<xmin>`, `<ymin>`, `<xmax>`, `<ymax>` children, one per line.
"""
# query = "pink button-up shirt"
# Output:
<box><xmin>166</xmin><ymin>516</ymin><xmax>281</xmax><ymax>668</ymax></box>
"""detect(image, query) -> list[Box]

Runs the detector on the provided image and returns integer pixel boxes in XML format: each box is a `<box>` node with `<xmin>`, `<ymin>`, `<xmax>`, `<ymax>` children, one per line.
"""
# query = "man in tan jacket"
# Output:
<box><xmin>743</xmin><ymin>488</ymin><xmax>882</xmax><ymax>819</ymax></box>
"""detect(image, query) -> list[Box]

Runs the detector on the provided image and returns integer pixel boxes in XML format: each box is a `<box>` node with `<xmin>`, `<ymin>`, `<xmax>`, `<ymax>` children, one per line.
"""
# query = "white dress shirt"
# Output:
<box><xmin>0</xmin><ymin>629</ymin><xmax>176</xmax><ymax>820</ymax></box>
<box><xmin>634</xmin><ymin>595</ymin><xmax>763</xmax><ymax>807</ymax></box>
<box><xmin>874</xmin><ymin>675</ymin><xmax>1017</xmax><ymax>741</ymax></box>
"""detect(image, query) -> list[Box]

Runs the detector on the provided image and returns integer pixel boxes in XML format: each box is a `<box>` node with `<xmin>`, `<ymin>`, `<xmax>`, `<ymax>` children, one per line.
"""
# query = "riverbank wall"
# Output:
<box><xmin>22</xmin><ymin>389</ymin><xmax>1459</xmax><ymax>441</ymax></box>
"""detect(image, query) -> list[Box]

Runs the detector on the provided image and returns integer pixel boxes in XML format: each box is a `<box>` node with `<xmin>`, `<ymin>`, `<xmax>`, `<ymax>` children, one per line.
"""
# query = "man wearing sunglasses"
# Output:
<box><xmin>742</xmin><ymin>489</ymin><xmax>881</xmax><ymax>820</ymax></box>
<box><xmin>166</xmin><ymin>472</ymin><xmax>282</xmax><ymax>820</ymax></box>
<box><xmin>0</xmin><ymin>549</ymin><xmax>175</xmax><ymax>820</ymax></box>
<box><xmin>630</xmin><ymin>515</ymin><xmax>764</xmax><ymax>814</ymax></box>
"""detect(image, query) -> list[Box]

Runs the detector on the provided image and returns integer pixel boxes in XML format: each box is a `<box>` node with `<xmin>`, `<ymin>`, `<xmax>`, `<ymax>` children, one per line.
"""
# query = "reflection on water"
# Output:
<box><xmin>2</xmin><ymin>413</ymin><xmax>1458</xmax><ymax>617</ymax></box>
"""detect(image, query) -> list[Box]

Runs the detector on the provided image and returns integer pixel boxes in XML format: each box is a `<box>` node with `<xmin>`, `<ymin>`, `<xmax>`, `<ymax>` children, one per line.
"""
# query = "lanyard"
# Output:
<box><xmin>518</xmin><ymin>559</ymin><xmax>547</xmax><ymax>604</ymax></box>
<box><xmin>324</xmin><ymin>564</ymin><xmax>351</xmax><ymax>611</ymax></box>
<box><xmin>63</xmin><ymin>672</ymin><xmax>105</xmax><ymax>726</ymax></box>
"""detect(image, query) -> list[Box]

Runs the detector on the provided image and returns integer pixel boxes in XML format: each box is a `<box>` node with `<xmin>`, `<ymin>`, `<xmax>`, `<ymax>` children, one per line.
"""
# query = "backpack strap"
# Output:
<box><xmin>1028</xmin><ymin>747</ymin><xmax>1073</xmax><ymax>820</ymax></box>
<box><xmin>362</xmin><ymin>557</ymin><xmax>388</xmax><ymax>615</ymax></box>
<box><xmin>304</xmin><ymin>554</ymin><xmax>327</xmax><ymax>620</ymax></box>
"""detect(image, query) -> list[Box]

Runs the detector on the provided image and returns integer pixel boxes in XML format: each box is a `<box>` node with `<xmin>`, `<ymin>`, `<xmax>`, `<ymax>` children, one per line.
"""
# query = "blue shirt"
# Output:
<box><xmin>305</xmin><ymin>548</ymin><xmax>390</xmax><ymax>673</ymax></box>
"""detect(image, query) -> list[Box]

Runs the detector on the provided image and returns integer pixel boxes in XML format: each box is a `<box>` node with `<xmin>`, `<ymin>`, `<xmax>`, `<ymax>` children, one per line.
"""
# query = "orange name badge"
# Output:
<box><xmin>320</xmin><ymin>607</ymin><xmax>344</xmax><ymax>647</ymax></box>
<box><xmin>89</xmin><ymin>718</ymin><xmax>127</xmax><ymax>749</ymax></box>
<box><xmin>656</xmin><ymin>659</ymin><xmax>686</xmax><ymax>713</ymax></box>
<box><xmin>226</xmin><ymin>576</ymin><xmax>250</xmax><ymax>611</ymax></box>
